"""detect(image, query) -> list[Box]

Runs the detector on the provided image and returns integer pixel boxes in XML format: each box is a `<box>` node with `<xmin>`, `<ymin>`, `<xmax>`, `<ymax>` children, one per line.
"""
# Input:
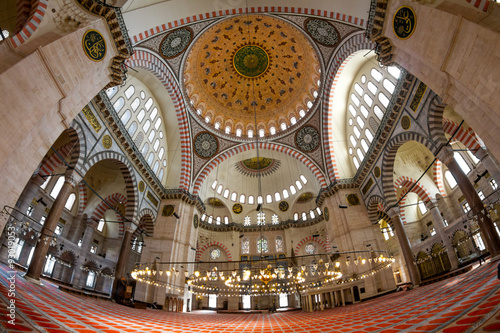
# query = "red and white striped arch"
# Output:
<box><xmin>91</xmin><ymin>193</ymin><xmax>127</xmax><ymax>238</ymax></box>
<box><xmin>10</xmin><ymin>0</ymin><xmax>48</xmax><ymax>48</ymax></box>
<box><xmin>132</xmin><ymin>6</ymin><xmax>367</xmax><ymax>44</ymax></box>
<box><xmin>465</xmin><ymin>0</ymin><xmax>491</xmax><ymax>12</ymax></box>
<box><xmin>395</xmin><ymin>176</ymin><xmax>433</xmax><ymax>224</ymax></box>
<box><xmin>126</xmin><ymin>50</ymin><xmax>192</xmax><ymax>190</ymax></box>
<box><xmin>294</xmin><ymin>236</ymin><xmax>331</xmax><ymax>256</ymax></box>
<box><xmin>195</xmin><ymin>241</ymin><xmax>232</xmax><ymax>262</ymax></box>
<box><xmin>432</xmin><ymin>160</ymin><xmax>447</xmax><ymax>197</ymax></box>
<box><xmin>322</xmin><ymin>34</ymin><xmax>376</xmax><ymax>180</ymax></box>
<box><xmin>443</xmin><ymin>118</ymin><xmax>484</xmax><ymax>154</ymax></box>
<box><xmin>192</xmin><ymin>142</ymin><xmax>327</xmax><ymax>195</ymax></box>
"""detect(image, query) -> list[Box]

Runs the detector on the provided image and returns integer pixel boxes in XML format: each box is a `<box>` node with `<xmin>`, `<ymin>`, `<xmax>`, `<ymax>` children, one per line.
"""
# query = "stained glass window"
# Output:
<box><xmin>257</xmin><ymin>212</ymin><xmax>266</xmax><ymax>225</ymax></box>
<box><xmin>275</xmin><ymin>236</ymin><xmax>284</xmax><ymax>253</ymax></box>
<box><xmin>257</xmin><ymin>236</ymin><xmax>268</xmax><ymax>253</ymax></box>
<box><xmin>305</xmin><ymin>243</ymin><xmax>316</xmax><ymax>254</ymax></box>
<box><xmin>242</xmin><ymin>238</ymin><xmax>250</xmax><ymax>254</ymax></box>
<box><xmin>210</xmin><ymin>248</ymin><xmax>221</xmax><ymax>260</ymax></box>
<box><xmin>272</xmin><ymin>214</ymin><xmax>279</xmax><ymax>225</ymax></box>
<box><xmin>244</xmin><ymin>216</ymin><xmax>251</xmax><ymax>226</ymax></box>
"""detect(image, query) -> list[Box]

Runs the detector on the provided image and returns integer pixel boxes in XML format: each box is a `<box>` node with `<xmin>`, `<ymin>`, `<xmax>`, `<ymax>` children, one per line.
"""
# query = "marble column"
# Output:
<box><xmin>426</xmin><ymin>200</ymin><xmax>459</xmax><ymax>269</ymax></box>
<box><xmin>71</xmin><ymin>218</ymin><xmax>97</xmax><ymax>288</ymax></box>
<box><xmin>387</xmin><ymin>207</ymin><xmax>421</xmax><ymax>286</ymax></box>
<box><xmin>476</xmin><ymin>148</ymin><xmax>500</xmax><ymax>187</ymax></box>
<box><xmin>340</xmin><ymin>289</ymin><xmax>345</xmax><ymax>306</ymax></box>
<box><xmin>330</xmin><ymin>291</ymin><xmax>335</xmax><ymax>308</ymax></box>
<box><xmin>26</xmin><ymin>172</ymin><xmax>79</xmax><ymax>280</ymax></box>
<box><xmin>439</xmin><ymin>149</ymin><xmax>500</xmax><ymax>256</ymax></box>
<box><xmin>112</xmin><ymin>221</ymin><xmax>137</xmax><ymax>299</ymax></box>
<box><xmin>307</xmin><ymin>294</ymin><xmax>313</xmax><ymax>312</ymax></box>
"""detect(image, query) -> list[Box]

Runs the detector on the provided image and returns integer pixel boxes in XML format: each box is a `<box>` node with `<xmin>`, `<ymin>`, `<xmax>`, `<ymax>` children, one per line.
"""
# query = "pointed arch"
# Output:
<box><xmin>134</xmin><ymin>208</ymin><xmax>156</xmax><ymax>237</ymax></box>
<box><xmin>126</xmin><ymin>50</ymin><xmax>191</xmax><ymax>190</ymax></box>
<box><xmin>90</xmin><ymin>193</ymin><xmax>127</xmax><ymax>238</ymax></box>
<box><xmin>37</xmin><ymin>127</ymin><xmax>82</xmax><ymax>177</ymax></box>
<box><xmin>432</xmin><ymin>160</ymin><xmax>447</xmax><ymax>197</ymax></box>
<box><xmin>323</xmin><ymin>35</ymin><xmax>376</xmax><ymax>181</ymax></box>
<box><xmin>294</xmin><ymin>236</ymin><xmax>331</xmax><ymax>256</ymax></box>
<box><xmin>443</xmin><ymin>118</ymin><xmax>484</xmax><ymax>153</ymax></box>
<box><xmin>81</xmin><ymin>152</ymin><xmax>138</xmax><ymax>225</ymax></box>
<box><xmin>367</xmin><ymin>195</ymin><xmax>386</xmax><ymax>224</ymax></box>
<box><xmin>10</xmin><ymin>0</ymin><xmax>48</xmax><ymax>48</ymax></box>
<box><xmin>381</xmin><ymin>133</ymin><xmax>437</xmax><ymax>208</ymax></box>
<box><xmin>195</xmin><ymin>241</ymin><xmax>232</xmax><ymax>262</ymax></box>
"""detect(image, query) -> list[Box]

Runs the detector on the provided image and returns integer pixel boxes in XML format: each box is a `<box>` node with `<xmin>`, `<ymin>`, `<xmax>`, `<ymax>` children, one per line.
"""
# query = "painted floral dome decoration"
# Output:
<box><xmin>183</xmin><ymin>14</ymin><xmax>321</xmax><ymax>138</ymax></box>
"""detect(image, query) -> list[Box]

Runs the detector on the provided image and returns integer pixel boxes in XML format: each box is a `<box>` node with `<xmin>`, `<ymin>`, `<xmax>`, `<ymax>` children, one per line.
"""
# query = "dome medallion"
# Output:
<box><xmin>232</xmin><ymin>44</ymin><xmax>270</xmax><ymax>79</ymax></box>
<box><xmin>183</xmin><ymin>15</ymin><xmax>321</xmax><ymax>139</ymax></box>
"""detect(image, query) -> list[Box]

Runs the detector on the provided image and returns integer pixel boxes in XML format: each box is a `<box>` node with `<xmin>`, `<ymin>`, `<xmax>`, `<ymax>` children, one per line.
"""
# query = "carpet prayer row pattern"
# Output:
<box><xmin>0</xmin><ymin>262</ymin><xmax>499</xmax><ymax>332</ymax></box>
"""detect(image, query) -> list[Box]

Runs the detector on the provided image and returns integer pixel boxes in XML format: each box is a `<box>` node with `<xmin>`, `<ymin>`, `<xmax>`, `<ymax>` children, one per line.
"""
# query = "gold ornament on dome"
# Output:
<box><xmin>183</xmin><ymin>14</ymin><xmax>321</xmax><ymax>137</ymax></box>
<box><xmin>346</xmin><ymin>194</ymin><xmax>360</xmax><ymax>206</ymax></box>
<box><xmin>232</xmin><ymin>203</ymin><xmax>243</xmax><ymax>214</ymax></box>
<box><xmin>162</xmin><ymin>205</ymin><xmax>175</xmax><ymax>216</ymax></box>
<box><xmin>297</xmin><ymin>192</ymin><xmax>314</xmax><ymax>203</ymax></box>
<box><xmin>208</xmin><ymin>197</ymin><xmax>225</xmax><ymax>207</ymax></box>
<box><xmin>102</xmin><ymin>135</ymin><xmax>112</xmax><ymax>149</ymax></box>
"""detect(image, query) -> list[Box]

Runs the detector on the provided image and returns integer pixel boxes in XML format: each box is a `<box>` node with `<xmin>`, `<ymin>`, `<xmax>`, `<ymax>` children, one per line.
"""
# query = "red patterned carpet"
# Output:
<box><xmin>0</xmin><ymin>261</ymin><xmax>499</xmax><ymax>333</ymax></box>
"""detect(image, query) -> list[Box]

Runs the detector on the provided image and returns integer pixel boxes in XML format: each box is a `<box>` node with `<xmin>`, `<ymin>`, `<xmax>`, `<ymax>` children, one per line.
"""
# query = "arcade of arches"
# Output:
<box><xmin>1</xmin><ymin>0</ymin><xmax>500</xmax><ymax>331</ymax></box>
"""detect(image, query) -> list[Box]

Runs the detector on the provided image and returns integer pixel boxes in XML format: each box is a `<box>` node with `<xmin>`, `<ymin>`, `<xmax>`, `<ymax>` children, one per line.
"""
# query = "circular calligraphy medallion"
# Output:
<box><xmin>233</xmin><ymin>203</ymin><xmax>243</xmax><ymax>214</ymax></box>
<box><xmin>138</xmin><ymin>181</ymin><xmax>145</xmax><ymax>192</ymax></box>
<box><xmin>193</xmin><ymin>214</ymin><xmax>199</xmax><ymax>229</ymax></box>
<box><xmin>324</xmin><ymin>207</ymin><xmax>329</xmax><ymax>221</ymax></box>
<box><xmin>393</xmin><ymin>6</ymin><xmax>417</xmax><ymax>40</ymax></box>
<box><xmin>82</xmin><ymin>30</ymin><xmax>106</xmax><ymax>62</ymax></box>
<box><xmin>194</xmin><ymin>132</ymin><xmax>218</xmax><ymax>158</ymax></box>
<box><xmin>347</xmin><ymin>194</ymin><xmax>360</xmax><ymax>206</ymax></box>
<box><xmin>401</xmin><ymin>115</ymin><xmax>411</xmax><ymax>130</ymax></box>
<box><xmin>304</xmin><ymin>18</ymin><xmax>340</xmax><ymax>47</ymax></box>
<box><xmin>160</xmin><ymin>28</ymin><xmax>193</xmax><ymax>58</ymax></box>
<box><xmin>232</xmin><ymin>45</ymin><xmax>270</xmax><ymax>79</ymax></box>
<box><xmin>162</xmin><ymin>205</ymin><xmax>175</xmax><ymax>216</ymax></box>
<box><xmin>295</xmin><ymin>126</ymin><xmax>320</xmax><ymax>152</ymax></box>
<box><xmin>102</xmin><ymin>135</ymin><xmax>112</xmax><ymax>149</ymax></box>
<box><xmin>279</xmin><ymin>201</ymin><xmax>289</xmax><ymax>212</ymax></box>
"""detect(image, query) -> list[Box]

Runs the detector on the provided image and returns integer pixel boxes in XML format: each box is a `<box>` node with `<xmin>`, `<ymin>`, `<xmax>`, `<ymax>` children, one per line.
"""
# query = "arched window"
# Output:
<box><xmin>153</xmin><ymin>139</ymin><xmax>160</xmax><ymax>151</ymax></box>
<box><xmin>147</xmin><ymin>152</ymin><xmax>154</xmax><ymax>165</ymax></box>
<box><xmin>150</xmin><ymin>108</ymin><xmax>158</xmax><ymax>120</ymax></box>
<box><xmin>158</xmin><ymin>147</ymin><xmax>165</xmax><ymax>159</ymax></box>
<box><xmin>241</xmin><ymin>237</ymin><xmax>250</xmax><ymax>254</ymax></box>
<box><xmin>230</xmin><ymin>192</ymin><xmax>237</xmax><ymax>202</ymax></box>
<box><xmin>266</xmin><ymin>194</ymin><xmax>272</xmax><ymax>203</ymax></box>
<box><xmin>224</xmin><ymin>216</ymin><xmax>229</xmax><ymax>224</ymax></box>
<box><xmin>120</xmin><ymin>110</ymin><xmax>132</xmax><ymax>125</ymax></box>
<box><xmin>97</xmin><ymin>218</ymin><xmax>105</xmax><ymax>232</ymax></box>
<box><xmin>141</xmin><ymin>143</ymin><xmax>149</xmax><ymax>156</ymax></box>
<box><xmin>257</xmin><ymin>236</ymin><xmax>268</xmax><ymax>253</ymax></box>
<box><xmin>137</xmin><ymin>109</ymin><xmax>146</xmax><ymax>123</ymax></box>
<box><xmin>275</xmin><ymin>236</ymin><xmax>284</xmax><ymax>253</ymax></box>
<box><xmin>239</xmin><ymin>194</ymin><xmax>246</xmax><ymax>204</ymax></box>
<box><xmin>257</xmin><ymin>195</ymin><xmax>263</xmax><ymax>204</ymax></box>
<box><xmin>302</xmin><ymin>212</ymin><xmax>307</xmax><ymax>221</ymax></box>
<box><xmin>154</xmin><ymin>117</ymin><xmax>162</xmax><ymax>130</ymax></box>
<box><xmin>131</xmin><ymin>97</ymin><xmax>140</xmax><ymax>111</ymax></box>
<box><xmin>282</xmin><ymin>189</ymin><xmax>289</xmax><ymax>199</ymax></box>
<box><xmin>293</xmin><ymin>213</ymin><xmax>299</xmax><ymax>221</ymax></box>
<box><xmin>113</xmin><ymin>97</ymin><xmax>125</xmax><ymax>112</ymax></box>
<box><xmin>65</xmin><ymin>193</ymin><xmax>76</xmax><ymax>210</ymax></box>
<box><xmin>274</xmin><ymin>192</ymin><xmax>281</xmax><ymax>201</ymax></box>
<box><xmin>290</xmin><ymin>185</ymin><xmax>297</xmax><ymax>195</ymax></box>
<box><xmin>300</xmin><ymin>175</ymin><xmax>308</xmax><ymax>184</ymax></box>
<box><xmin>444</xmin><ymin>170</ymin><xmax>457</xmax><ymax>189</ymax></box>
<box><xmin>216</xmin><ymin>184</ymin><xmax>223</xmax><ymax>194</ymax></box>
<box><xmin>106</xmin><ymin>86</ymin><xmax>118</xmax><ymax>98</ymax></box>
<box><xmin>40</xmin><ymin>176</ymin><xmax>51</xmax><ymax>190</ymax></box>
<box><xmin>158</xmin><ymin>169</ymin><xmax>164</xmax><ymax>180</ymax></box>
<box><xmin>153</xmin><ymin>161</ymin><xmax>159</xmax><ymax>173</ymax></box>
<box><xmin>148</xmin><ymin>129</ymin><xmax>155</xmax><ymax>142</ymax></box>
<box><xmin>454</xmin><ymin>152</ymin><xmax>471</xmax><ymax>174</ymax></box>
<box><xmin>143</xmin><ymin>120</ymin><xmax>151</xmax><ymax>133</ymax></box>
<box><xmin>124</xmin><ymin>85</ymin><xmax>135</xmax><ymax>99</ymax></box>
<box><xmin>128</xmin><ymin>122</ymin><xmax>138</xmax><ymax>136</ymax></box>
<box><xmin>248</xmin><ymin>195</ymin><xmax>255</xmax><ymax>205</ymax></box>
<box><xmin>295</xmin><ymin>180</ymin><xmax>303</xmax><ymax>190</ymax></box>
<box><xmin>50</xmin><ymin>177</ymin><xmax>65</xmax><ymax>198</ymax></box>
<box><xmin>223</xmin><ymin>189</ymin><xmax>229</xmax><ymax>198</ymax></box>
<box><xmin>134</xmin><ymin>132</ymin><xmax>144</xmax><ymax>147</ymax></box>
<box><xmin>145</xmin><ymin>98</ymin><xmax>153</xmax><ymax>111</ymax></box>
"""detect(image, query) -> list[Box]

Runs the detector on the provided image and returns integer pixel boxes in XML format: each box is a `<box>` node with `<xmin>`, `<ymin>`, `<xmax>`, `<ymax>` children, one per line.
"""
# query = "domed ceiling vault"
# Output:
<box><xmin>133</xmin><ymin>13</ymin><xmax>365</xmax><ymax>192</ymax></box>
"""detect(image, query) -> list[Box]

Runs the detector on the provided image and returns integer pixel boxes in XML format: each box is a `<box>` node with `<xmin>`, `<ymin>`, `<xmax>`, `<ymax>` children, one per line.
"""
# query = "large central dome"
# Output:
<box><xmin>183</xmin><ymin>14</ymin><xmax>321</xmax><ymax>138</ymax></box>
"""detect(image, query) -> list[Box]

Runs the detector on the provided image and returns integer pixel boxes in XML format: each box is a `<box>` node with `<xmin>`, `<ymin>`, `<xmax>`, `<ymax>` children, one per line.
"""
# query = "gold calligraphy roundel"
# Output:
<box><xmin>393</xmin><ymin>6</ymin><xmax>416</xmax><ymax>40</ymax></box>
<box><xmin>83</xmin><ymin>29</ymin><xmax>107</xmax><ymax>62</ymax></box>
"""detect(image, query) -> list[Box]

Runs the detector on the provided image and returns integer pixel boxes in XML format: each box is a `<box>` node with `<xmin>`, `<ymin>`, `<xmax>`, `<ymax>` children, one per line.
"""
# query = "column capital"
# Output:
<box><xmin>64</xmin><ymin>170</ymin><xmax>82</xmax><ymax>187</ymax></box>
<box><xmin>436</xmin><ymin>148</ymin><xmax>454</xmax><ymax>165</ymax></box>
<box><xmin>424</xmin><ymin>199</ymin><xmax>438</xmax><ymax>210</ymax></box>
<box><xmin>386</xmin><ymin>207</ymin><xmax>400</xmax><ymax>219</ymax></box>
